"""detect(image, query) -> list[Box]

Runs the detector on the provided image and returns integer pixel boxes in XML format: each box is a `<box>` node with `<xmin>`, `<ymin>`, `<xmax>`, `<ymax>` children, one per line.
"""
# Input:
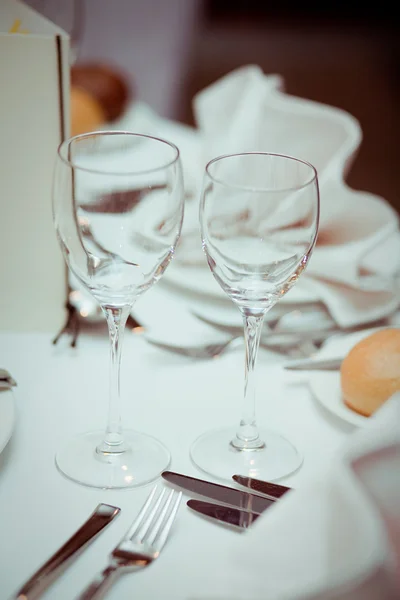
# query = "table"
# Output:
<box><xmin>0</xmin><ymin>282</ymin><xmax>365</xmax><ymax>599</ymax></box>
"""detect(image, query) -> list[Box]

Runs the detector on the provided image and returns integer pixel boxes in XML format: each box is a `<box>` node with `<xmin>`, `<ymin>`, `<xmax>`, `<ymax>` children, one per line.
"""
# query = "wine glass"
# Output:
<box><xmin>191</xmin><ymin>152</ymin><xmax>320</xmax><ymax>481</ymax></box>
<box><xmin>53</xmin><ymin>131</ymin><xmax>184</xmax><ymax>488</ymax></box>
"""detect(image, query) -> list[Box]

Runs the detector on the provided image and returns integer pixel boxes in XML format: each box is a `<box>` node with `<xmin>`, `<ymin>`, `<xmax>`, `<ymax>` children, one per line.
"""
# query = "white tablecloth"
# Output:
<box><xmin>0</xmin><ymin>281</ymin><xmax>377</xmax><ymax>600</ymax></box>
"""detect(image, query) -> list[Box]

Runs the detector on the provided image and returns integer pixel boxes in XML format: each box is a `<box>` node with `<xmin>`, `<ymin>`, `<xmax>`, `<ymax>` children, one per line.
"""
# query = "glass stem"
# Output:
<box><xmin>97</xmin><ymin>304</ymin><xmax>130</xmax><ymax>455</ymax></box>
<box><xmin>231</xmin><ymin>312</ymin><xmax>266</xmax><ymax>451</ymax></box>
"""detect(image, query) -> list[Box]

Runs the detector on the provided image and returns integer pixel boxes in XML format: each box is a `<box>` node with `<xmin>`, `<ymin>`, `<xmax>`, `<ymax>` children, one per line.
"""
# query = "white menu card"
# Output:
<box><xmin>0</xmin><ymin>0</ymin><xmax>70</xmax><ymax>332</ymax></box>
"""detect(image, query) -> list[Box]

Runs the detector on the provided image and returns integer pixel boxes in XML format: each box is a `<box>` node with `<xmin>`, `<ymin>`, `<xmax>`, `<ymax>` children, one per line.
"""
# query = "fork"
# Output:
<box><xmin>145</xmin><ymin>335</ymin><xmax>320</xmax><ymax>360</ymax></box>
<box><xmin>77</xmin><ymin>486</ymin><xmax>182</xmax><ymax>600</ymax></box>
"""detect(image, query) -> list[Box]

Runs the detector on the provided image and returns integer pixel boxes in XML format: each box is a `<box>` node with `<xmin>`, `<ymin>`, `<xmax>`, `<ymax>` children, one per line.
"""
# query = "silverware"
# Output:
<box><xmin>145</xmin><ymin>332</ymin><xmax>324</xmax><ymax>360</ymax></box>
<box><xmin>192</xmin><ymin>305</ymin><xmax>337</xmax><ymax>338</ymax></box>
<box><xmin>69</xmin><ymin>288</ymin><xmax>143</xmax><ymax>331</ymax></box>
<box><xmin>12</xmin><ymin>503</ymin><xmax>120</xmax><ymax>600</ymax></box>
<box><xmin>146</xmin><ymin>336</ymin><xmax>246</xmax><ymax>359</ymax></box>
<box><xmin>187</xmin><ymin>499</ymin><xmax>260</xmax><ymax>529</ymax></box>
<box><xmin>0</xmin><ymin>369</ymin><xmax>17</xmax><ymax>390</ymax></box>
<box><xmin>284</xmin><ymin>357</ymin><xmax>343</xmax><ymax>371</ymax></box>
<box><xmin>192</xmin><ymin>310</ymin><xmax>388</xmax><ymax>346</ymax></box>
<box><xmin>232</xmin><ymin>475</ymin><xmax>292</xmax><ymax>498</ymax></box>
<box><xmin>192</xmin><ymin>311</ymin><xmax>279</xmax><ymax>336</ymax></box>
<box><xmin>147</xmin><ymin>307</ymin><xmax>344</xmax><ymax>361</ymax></box>
<box><xmin>162</xmin><ymin>471</ymin><xmax>275</xmax><ymax>512</ymax></box>
<box><xmin>52</xmin><ymin>290</ymin><xmax>144</xmax><ymax>348</ymax></box>
<box><xmin>77</xmin><ymin>486</ymin><xmax>181</xmax><ymax>600</ymax></box>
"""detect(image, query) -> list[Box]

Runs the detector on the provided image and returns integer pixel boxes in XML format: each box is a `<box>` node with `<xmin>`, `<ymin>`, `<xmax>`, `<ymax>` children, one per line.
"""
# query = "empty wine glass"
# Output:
<box><xmin>53</xmin><ymin>131</ymin><xmax>184</xmax><ymax>488</ymax></box>
<box><xmin>191</xmin><ymin>152</ymin><xmax>320</xmax><ymax>481</ymax></box>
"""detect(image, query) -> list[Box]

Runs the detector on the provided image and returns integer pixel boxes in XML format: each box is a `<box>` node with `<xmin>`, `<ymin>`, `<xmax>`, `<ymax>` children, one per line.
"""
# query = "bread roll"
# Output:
<box><xmin>70</xmin><ymin>86</ymin><xmax>106</xmax><ymax>137</ymax></box>
<box><xmin>340</xmin><ymin>328</ymin><xmax>400</xmax><ymax>417</ymax></box>
<box><xmin>70</xmin><ymin>63</ymin><xmax>131</xmax><ymax>137</ymax></box>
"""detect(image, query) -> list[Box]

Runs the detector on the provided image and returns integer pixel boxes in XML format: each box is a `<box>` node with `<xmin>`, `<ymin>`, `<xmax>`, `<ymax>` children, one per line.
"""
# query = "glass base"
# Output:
<box><xmin>55</xmin><ymin>429</ymin><xmax>171</xmax><ymax>489</ymax></box>
<box><xmin>190</xmin><ymin>426</ymin><xmax>302</xmax><ymax>482</ymax></box>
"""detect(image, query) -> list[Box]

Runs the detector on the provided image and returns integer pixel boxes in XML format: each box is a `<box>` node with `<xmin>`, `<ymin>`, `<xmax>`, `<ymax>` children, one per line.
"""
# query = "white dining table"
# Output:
<box><xmin>0</xmin><ymin>278</ymin><xmax>379</xmax><ymax>600</ymax></box>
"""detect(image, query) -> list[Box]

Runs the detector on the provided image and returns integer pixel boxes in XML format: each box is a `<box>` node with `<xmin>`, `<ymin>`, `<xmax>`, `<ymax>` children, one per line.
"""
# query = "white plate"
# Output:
<box><xmin>0</xmin><ymin>389</ymin><xmax>15</xmax><ymax>454</ymax></box>
<box><xmin>308</xmin><ymin>328</ymin><xmax>385</xmax><ymax>427</ymax></box>
<box><xmin>163</xmin><ymin>259</ymin><xmax>320</xmax><ymax>304</ymax></box>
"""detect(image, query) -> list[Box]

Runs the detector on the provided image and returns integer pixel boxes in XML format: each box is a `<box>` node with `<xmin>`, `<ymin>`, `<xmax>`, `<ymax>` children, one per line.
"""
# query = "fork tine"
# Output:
<box><xmin>135</xmin><ymin>488</ymin><xmax>167</xmax><ymax>542</ymax></box>
<box><xmin>124</xmin><ymin>485</ymin><xmax>158</xmax><ymax>540</ymax></box>
<box><xmin>153</xmin><ymin>491</ymin><xmax>182</xmax><ymax>552</ymax></box>
<box><xmin>145</xmin><ymin>489</ymin><xmax>175</xmax><ymax>545</ymax></box>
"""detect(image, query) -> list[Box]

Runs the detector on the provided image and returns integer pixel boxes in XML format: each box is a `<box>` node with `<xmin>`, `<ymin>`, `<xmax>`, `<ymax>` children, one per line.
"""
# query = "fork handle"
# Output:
<box><xmin>77</xmin><ymin>565</ymin><xmax>119</xmax><ymax>600</ymax></box>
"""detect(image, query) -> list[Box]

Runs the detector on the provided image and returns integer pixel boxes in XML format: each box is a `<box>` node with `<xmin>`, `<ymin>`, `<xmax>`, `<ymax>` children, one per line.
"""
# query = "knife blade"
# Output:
<box><xmin>187</xmin><ymin>499</ymin><xmax>260</xmax><ymax>529</ymax></box>
<box><xmin>284</xmin><ymin>357</ymin><xmax>342</xmax><ymax>371</ymax></box>
<box><xmin>161</xmin><ymin>471</ymin><xmax>275</xmax><ymax>513</ymax></box>
<box><xmin>12</xmin><ymin>503</ymin><xmax>120</xmax><ymax>600</ymax></box>
<box><xmin>232</xmin><ymin>475</ymin><xmax>292</xmax><ymax>498</ymax></box>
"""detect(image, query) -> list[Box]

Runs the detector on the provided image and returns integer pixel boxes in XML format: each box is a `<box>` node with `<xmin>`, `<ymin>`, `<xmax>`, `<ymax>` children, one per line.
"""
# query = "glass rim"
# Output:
<box><xmin>57</xmin><ymin>130</ymin><xmax>181</xmax><ymax>176</ymax></box>
<box><xmin>205</xmin><ymin>151</ymin><xmax>318</xmax><ymax>193</ymax></box>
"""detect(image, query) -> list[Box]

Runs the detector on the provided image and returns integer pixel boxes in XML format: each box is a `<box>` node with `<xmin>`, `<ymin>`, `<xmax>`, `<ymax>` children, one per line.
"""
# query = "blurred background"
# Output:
<box><xmin>27</xmin><ymin>0</ymin><xmax>399</xmax><ymax>213</ymax></box>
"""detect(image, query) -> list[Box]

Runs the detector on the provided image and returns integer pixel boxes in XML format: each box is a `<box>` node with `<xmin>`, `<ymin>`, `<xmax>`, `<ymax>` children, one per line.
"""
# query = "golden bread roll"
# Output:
<box><xmin>70</xmin><ymin>86</ymin><xmax>106</xmax><ymax>137</ymax></box>
<box><xmin>70</xmin><ymin>63</ymin><xmax>131</xmax><ymax>137</ymax></box>
<box><xmin>340</xmin><ymin>328</ymin><xmax>400</xmax><ymax>417</ymax></box>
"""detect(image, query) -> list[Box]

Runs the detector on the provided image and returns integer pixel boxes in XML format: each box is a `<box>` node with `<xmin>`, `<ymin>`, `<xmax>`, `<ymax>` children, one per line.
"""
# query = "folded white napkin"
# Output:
<box><xmin>212</xmin><ymin>392</ymin><xmax>400</xmax><ymax>600</ymax></box>
<box><xmin>174</xmin><ymin>66</ymin><xmax>400</xmax><ymax>328</ymax></box>
<box><xmin>83</xmin><ymin>66</ymin><xmax>400</xmax><ymax>329</ymax></box>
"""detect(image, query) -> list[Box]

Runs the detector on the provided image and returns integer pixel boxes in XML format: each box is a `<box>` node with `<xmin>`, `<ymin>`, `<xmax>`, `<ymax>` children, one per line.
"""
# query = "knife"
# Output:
<box><xmin>187</xmin><ymin>499</ymin><xmax>260</xmax><ymax>529</ymax></box>
<box><xmin>12</xmin><ymin>503</ymin><xmax>120</xmax><ymax>600</ymax></box>
<box><xmin>284</xmin><ymin>357</ymin><xmax>342</xmax><ymax>371</ymax></box>
<box><xmin>161</xmin><ymin>471</ymin><xmax>275</xmax><ymax>513</ymax></box>
<box><xmin>232</xmin><ymin>475</ymin><xmax>292</xmax><ymax>498</ymax></box>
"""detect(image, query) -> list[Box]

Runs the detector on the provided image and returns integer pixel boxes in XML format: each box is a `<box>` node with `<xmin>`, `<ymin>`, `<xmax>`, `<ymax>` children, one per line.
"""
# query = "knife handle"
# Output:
<box><xmin>284</xmin><ymin>357</ymin><xmax>342</xmax><ymax>371</ymax></box>
<box><xmin>12</xmin><ymin>503</ymin><xmax>120</xmax><ymax>600</ymax></box>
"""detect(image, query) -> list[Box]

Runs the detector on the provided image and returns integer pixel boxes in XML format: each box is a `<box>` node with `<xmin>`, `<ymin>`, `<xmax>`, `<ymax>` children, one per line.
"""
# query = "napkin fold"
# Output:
<box><xmin>219</xmin><ymin>392</ymin><xmax>400</xmax><ymax>600</ymax></box>
<box><xmin>175</xmin><ymin>66</ymin><xmax>400</xmax><ymax>328</ymax></box>
<box><xmin>79</xmin><ymin>65</ymin><xmax>400</xmax><ymax>329</ymax></box>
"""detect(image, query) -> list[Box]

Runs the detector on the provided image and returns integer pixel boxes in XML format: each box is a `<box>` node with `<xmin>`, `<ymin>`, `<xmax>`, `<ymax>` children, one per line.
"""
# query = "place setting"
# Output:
<box><xmin>4</xmin><ymin>127</ymin><xmax>399</xmax><ymax>599</ymax></box>
<box><xmin>1</xmin><ymin>3</ymin><xmax>400</xmax><ymax>599</ymax></box>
